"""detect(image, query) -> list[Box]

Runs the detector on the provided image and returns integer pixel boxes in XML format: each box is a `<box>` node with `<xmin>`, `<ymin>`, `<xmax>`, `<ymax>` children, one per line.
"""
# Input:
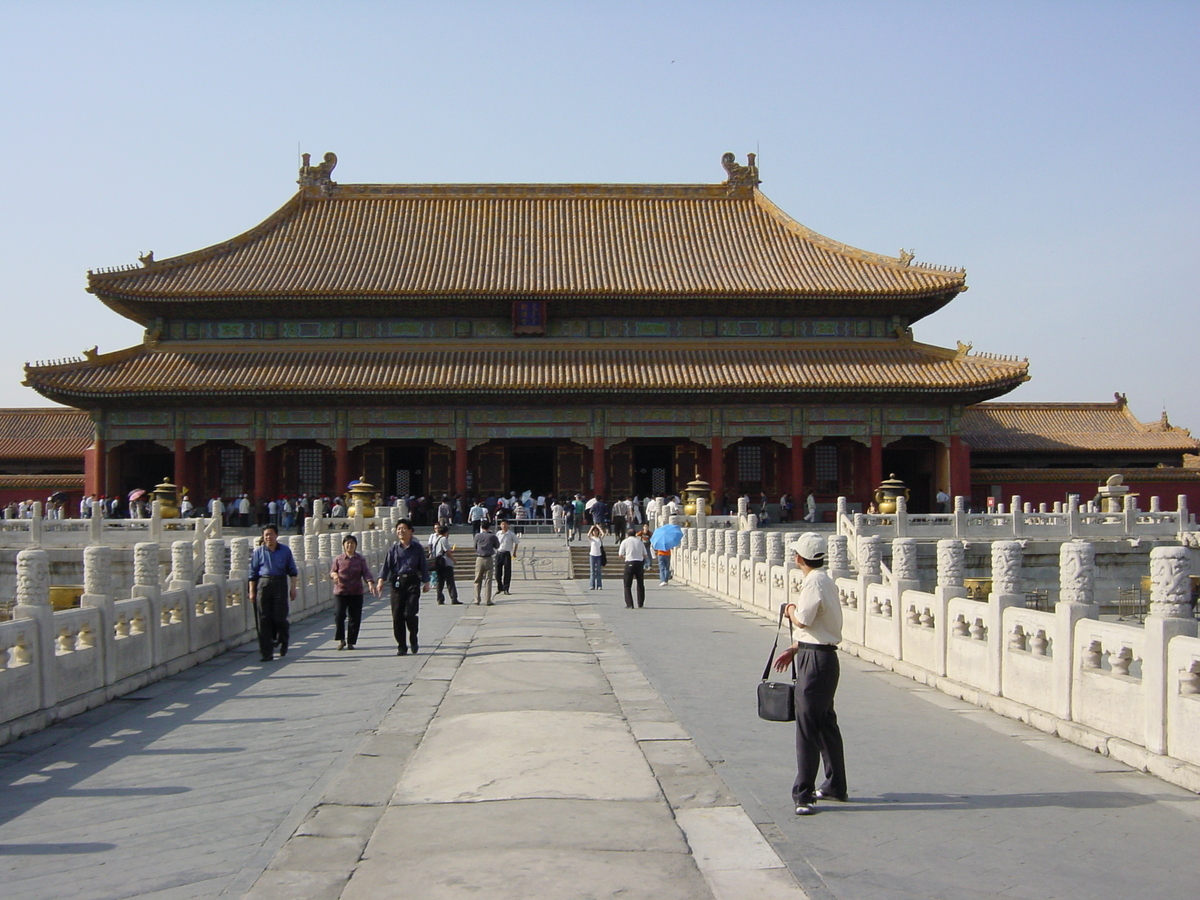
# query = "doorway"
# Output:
<box><xmin>508</xmin><ymin>446</ymin><xmax>555</xmax><ymax>497</ymax></box>
<box><xmin>633</xmin><ymin>445</ymin><xmax>673</xmax><ymax>498</ymax></box>
<box><xmin>388</xmin><ymin>446</ymin><xmax>426</xmax><ymax>498</ymax></box>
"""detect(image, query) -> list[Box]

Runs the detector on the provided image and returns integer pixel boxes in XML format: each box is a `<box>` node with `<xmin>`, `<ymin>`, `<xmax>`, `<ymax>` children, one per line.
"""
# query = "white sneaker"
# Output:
<box><xmin>794</xmin><ymin>804</ymin><xmax>816</xmax><ymax>816</ymax></box>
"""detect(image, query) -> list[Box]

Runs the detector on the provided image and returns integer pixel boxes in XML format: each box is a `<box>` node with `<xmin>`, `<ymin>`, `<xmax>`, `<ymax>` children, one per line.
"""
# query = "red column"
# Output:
<box><xmin>710</xmin><ymin>436</ymin><xmax>724</xmax><ymax>511</ymax></box>
<box><xmin>85</xmin><ymin>439</ymin><xmax>104</xmax><ymax>497</ymax></box>
<box><xmin>254</xmin><ymin>439</ymin><xmax>269</xmax><ymax>502</ymax></box>
<box><xmin>173</xmin><ymin>438</ymin><xmax>188</xmax><ymax>491</ymax></box>
<box><xmin>592</xmin><ymin>436</ymin><xmax>606</xmax><ymax>498</ymax></box>
<box><xmin>455</xmin><ymin>437</ymin><xmax>468</xmax><ymax>498</ymax></box>
<box><xmin>950</xmin><ymin>435</ymin><xmax>971</xmax><ymax>502</ymax></box>
<box><xmin>869</xmin><ymin>435</ymin><xmax>883</xmax><ymax>490</ymax></box>
<box><xmin>791</xmin><ymin>436</ymin><xmax>805</xmax><ymax>501</ymax></box>
<box><xmin>335</xmin><ymin>437</ymin><xmax>350</xmax><ymax>494</ymax></box>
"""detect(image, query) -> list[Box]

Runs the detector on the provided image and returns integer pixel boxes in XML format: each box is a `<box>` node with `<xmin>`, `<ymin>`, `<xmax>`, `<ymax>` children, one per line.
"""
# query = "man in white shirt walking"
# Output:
<box><xmin>618</xmin><ymin>527</ymin><xmax>651</xmax><ymax>609</ymax></box>
<box><xmin>495</xmin><ymin>519</ymin><xmax>520</xmax><ymax>595</ymax></box>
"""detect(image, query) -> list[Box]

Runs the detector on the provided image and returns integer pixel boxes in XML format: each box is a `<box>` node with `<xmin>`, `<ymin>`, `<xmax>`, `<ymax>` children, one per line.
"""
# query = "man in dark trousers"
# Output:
<box><xmin>247</xmin><ymin>524</ymin><xmax>298</xmax><ymax>662</ymax></box>
<box><xmin>376</xmin><ymin>518</ymin><xmax>430</xmax><ymax>656</ymax></box>
<box><xmin>773</xmin><ymin>532</ymin><xmax>847</xmax><ymax>815</ymax></box>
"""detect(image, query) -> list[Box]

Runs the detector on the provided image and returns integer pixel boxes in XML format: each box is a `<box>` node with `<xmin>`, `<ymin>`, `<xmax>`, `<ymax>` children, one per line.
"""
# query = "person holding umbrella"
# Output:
<box><xmin>649</xmin><ymin>522</ymin><xmax>683</xmax><ymax>585</ymax></box>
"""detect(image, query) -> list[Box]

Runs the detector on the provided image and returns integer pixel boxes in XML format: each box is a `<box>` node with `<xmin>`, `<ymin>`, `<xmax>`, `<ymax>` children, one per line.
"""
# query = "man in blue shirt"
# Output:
<box><xmin>248</xmin><ymin>524</ymin><xmax>299</xmax><ymax>662</ymax></box>
<box><xmin>376</xmin><ymin>518</ymin><xmax>430</xmax><ymax>656</ymax></box>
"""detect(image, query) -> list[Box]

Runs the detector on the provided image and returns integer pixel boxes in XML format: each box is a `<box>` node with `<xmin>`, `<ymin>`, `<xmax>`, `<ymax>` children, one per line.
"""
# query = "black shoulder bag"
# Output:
<box><xmin>757</xmin><ymin>604</ymin><xmax>796</xmax><ymax>722</ymax></box>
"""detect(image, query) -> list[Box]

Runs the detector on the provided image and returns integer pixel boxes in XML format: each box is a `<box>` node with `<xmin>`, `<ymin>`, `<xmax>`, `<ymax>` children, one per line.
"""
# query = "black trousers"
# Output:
<box><xmin>792</xmin><ymin>645</ymin><xmax>847</xmax><ymax>805</ymax></box>
<box><xmin>256</xmin><ymin>576</ymin><xmax>290</xmax><ymax>659</ymax></box>
<box><xmin>435</xmin><ymin>559</ymin><xmax>458</xmax><ymax>603</ymax></box>
<box><xmin>391</xmin><ymin>574</ymin><xmax>421</xmax><ymax>651</ymax></box>
<box><xmin>495</xmin><ymin>550</ymin><xmax>512</xmax><ymax>592</ymax></box>
<box><xmin>612</xmin><ymin>515</ymin><xmax>626</xmax><ymax>542</ymax></box>
<box><xmin>334</xmin><ymin>593</ymin><xmax>363</xmax><ymax>645</ymax></box>
<box><xmin>622</xmin><ymin>560</ymin><xmax>645</xmax><ymax>608</ymax></box>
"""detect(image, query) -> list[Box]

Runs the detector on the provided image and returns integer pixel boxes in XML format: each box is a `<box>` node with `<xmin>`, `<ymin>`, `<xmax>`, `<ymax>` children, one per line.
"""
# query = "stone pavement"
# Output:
<box><xmin>2</xmin><ymin>577</ymin><xmax>1199</xmax><ymax>899</ymax></box>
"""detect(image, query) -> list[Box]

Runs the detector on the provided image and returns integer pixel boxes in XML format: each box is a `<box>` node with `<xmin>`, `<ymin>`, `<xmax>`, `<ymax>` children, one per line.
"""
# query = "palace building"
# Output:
<box><xmin>20</xmin><ymin>153</ymin><xmax>1197</xmax><ymax>513</ymax></box>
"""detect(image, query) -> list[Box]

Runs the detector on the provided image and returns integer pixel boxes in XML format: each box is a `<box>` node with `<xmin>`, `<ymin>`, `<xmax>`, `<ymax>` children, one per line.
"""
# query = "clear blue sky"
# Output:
<box><xmin>3</xmin><ymin>1</ymin><xmax>1197</xmax><ymax>432</ymax></box>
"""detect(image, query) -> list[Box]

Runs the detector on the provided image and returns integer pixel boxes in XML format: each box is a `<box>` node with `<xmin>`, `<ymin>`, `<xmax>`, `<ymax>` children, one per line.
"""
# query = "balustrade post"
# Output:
<box><xmin>986</xmin><ymin>540</ymin><xmax>1025</xmax><ymax>696</ymax></box>
<box><xmin>928</xmin><ymin>539</ymin><xmax>967</xmax><ymax>676</ymax></box>
<box><xmin>82</xmin><ymin>544</ymin><xmax>117</xmax><ymax>685</ymax></box>
<box><xmin>1054</xmin><ymin>540</ymin><xmax>1097</xmax><ymax>719</ymax></box>
<box><xmin>170</xmin><ymin>541</ymin><xmax>195</xmax><ymax>591</ymax></box>
<box><xmin>1143</xmin><ymin>547</ymin><xmax>1197</xmax><ymax>754</ymax></box>
<box><xmin>889</xmin><ymin>537</ymin><xmax>919</xmax><ymax>658</ymax></box>
<box><xmin>30</xmin><ymin>502</ymin><xmax>43</xmax><ymax>546</ymax></box>
<box><xmin>89</xmin><ymin>501</ymin><xmax>104</xmax><ymax>543</ymax></box>
<box><xmin>894</xmin><ymin>496</ymin><xmax>907</xmax><ymax>537</ymax></box>
<box><xmin>827</xmin><ymin>534</ymin><xmax>850</xmax><ymax>580</ymax></box>
<box><xmin>14</xmin><ymin>548</ymin><xmax>54</xmax><ymax>706</ymax></box>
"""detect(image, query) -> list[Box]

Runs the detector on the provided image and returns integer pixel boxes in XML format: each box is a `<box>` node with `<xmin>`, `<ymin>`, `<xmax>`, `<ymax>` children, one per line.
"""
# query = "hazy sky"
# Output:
<box><xmin>3</xmin><ymin>1</ymin><xmax>1197</xmax><ymax>431</ymax></box>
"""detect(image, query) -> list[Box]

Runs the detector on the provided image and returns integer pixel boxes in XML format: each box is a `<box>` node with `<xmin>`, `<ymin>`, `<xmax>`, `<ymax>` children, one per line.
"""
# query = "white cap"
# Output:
<box><xmin>790</xmin><ymin>532</ymin><xmax>826</xmax><ymax>561</ymax></box>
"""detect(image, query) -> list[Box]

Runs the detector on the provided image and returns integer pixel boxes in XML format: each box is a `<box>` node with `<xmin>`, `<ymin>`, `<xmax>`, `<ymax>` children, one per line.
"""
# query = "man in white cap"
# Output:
<box><xmin>773</xmin><ymin>532</ymin><xmax>847</xmax><ymax>815</ymax></box>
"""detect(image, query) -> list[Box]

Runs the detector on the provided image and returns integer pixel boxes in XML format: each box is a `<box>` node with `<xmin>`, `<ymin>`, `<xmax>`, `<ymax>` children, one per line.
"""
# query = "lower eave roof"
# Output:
<box><xmin>24</xmin><ymin>342</ymin><xmax>1028</xmax><ymax>403</ymax></box>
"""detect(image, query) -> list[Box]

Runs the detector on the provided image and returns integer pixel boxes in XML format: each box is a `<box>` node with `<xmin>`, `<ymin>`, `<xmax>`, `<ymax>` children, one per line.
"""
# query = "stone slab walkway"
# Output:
<box><xmin>3</xmin><ymin>576</ymin><xmax>1199</xmax><ymax>899</ymax></box>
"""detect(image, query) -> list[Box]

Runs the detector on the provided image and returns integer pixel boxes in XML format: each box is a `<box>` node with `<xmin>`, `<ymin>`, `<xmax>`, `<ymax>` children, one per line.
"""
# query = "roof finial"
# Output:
<box><xmin>898</xmin><ymin>249</ymin><xmax>914</xmax><ymax>266</ymax></box>
<box><xmin>1114</xmin><ymin>391</ymin><xmax>1127</xmax><ymax>408</ymax></box>
<box><xmin>721</xmin><ymin>152</ymin><xmax>760</xmax><ymax>190</ymax></box>
<box><xmin>299</xmin><ymin>151</ymin><xmax>338</xmax><ymax>189</ymax></box>
<box><xmin>138</xmin><ymin>250</ymin><xmax>155</xmax><ymax>267</ymax></box>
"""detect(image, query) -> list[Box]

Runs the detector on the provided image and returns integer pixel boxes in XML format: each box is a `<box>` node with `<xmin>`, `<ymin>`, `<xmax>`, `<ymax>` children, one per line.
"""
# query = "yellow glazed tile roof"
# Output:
<box><xmin>87</xmin><ymin>183</ymin><xmax>965</xmax><ymax>303</ymax></box>
<box><xmin>961</xmin><ymin>402</ymin><xmax>1199</xmax><ymax>452</ymax></box>
<box><xmin>25</xmin><ymin>343</ymin><xmax>1027</xmax><ymax>402</ymax></box>
<box><xmin>0</xmin><ymin>408</ymin><xmax>92</xmax><ymax>459</ymax></box>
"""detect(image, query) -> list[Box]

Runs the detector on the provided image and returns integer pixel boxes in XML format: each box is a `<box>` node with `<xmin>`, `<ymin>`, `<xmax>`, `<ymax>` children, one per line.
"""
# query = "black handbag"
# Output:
<box><xmin>757</xmin><ymin>605</ymin><xmax>796</xmax><ymax>722</ymax></box>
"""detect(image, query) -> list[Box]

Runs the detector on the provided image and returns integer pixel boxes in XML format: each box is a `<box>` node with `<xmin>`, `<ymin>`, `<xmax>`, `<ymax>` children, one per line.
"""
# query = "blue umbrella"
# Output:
<box><xmin>650</xmin><ymin>523</ymin><xmax>684</xmax><ymax>551</ymax></box>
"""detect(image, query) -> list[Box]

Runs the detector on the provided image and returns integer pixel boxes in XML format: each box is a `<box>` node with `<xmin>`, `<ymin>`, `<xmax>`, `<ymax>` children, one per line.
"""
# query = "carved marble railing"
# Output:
<box><xmin>838</xmin><ymin>494</ymin><xmax>1195</xmax><ymax>548</ymax></box>
<box><xmin>676</xmin><ymin>527</ymin><xmax>1200</xmax><ymax>791</ymax></box>
<box><xmin>0</xmin><ymin>530</ymin><xmax>388</xmax><ymax>746</ymax></box>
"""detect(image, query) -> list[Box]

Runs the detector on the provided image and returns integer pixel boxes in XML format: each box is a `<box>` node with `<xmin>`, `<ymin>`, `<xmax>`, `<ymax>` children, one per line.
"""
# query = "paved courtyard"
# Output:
<box><xmin>1</xmin><ymin>576</ymin><xmax>1197</xmax><ymax>899</ymax></box>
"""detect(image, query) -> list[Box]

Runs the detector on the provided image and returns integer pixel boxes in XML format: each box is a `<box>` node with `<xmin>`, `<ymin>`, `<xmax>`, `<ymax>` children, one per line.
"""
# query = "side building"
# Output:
<box><xmin>18</xmin><ymin>152</ymin><xmax>1112</xmax><ymax>514</ymax></box>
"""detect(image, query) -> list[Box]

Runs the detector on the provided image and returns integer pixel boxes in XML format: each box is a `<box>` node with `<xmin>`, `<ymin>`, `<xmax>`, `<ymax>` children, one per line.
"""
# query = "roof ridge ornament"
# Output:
<box><xmin>721</xmin><ymin>152</ymin><xmax>760</xmax><ymax>192</ymax></box>
<box><xmin>299</xmin><ymin>151</ymin><xmax>338</xmax><ymax>190</ymax></box>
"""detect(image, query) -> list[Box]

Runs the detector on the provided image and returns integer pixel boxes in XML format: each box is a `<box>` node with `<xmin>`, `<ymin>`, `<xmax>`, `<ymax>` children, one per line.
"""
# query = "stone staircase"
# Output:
<box><xmin>568</xmin><ymin>543</ymin><xmax>627</xmax><ymax>580</ymax></box>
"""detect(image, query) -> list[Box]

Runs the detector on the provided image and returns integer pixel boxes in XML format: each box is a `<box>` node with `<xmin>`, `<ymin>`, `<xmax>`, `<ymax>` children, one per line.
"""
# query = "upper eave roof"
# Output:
<box><xmin>0</xmin><ymin>407</ymin><xmax>93</xmax><ymax>459</ymax></box>
<box><xmin>86</xmin><ymin>181</ymin><xmax>965</xmax><ymax>318</ymax></box>
<box><xmin>24</xmin><ymin>340</ymin><xmax>1026</xmax><ymax>405</ymax></box>
<box><xmin>961</xmin><ymin>401</ymin><xmax>1199</xmax><ymax>453</ymax></box>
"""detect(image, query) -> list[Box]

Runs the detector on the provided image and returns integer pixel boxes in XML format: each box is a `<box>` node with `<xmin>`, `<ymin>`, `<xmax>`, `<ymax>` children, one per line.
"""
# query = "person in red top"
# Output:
<box><xmin>329</xmin><ymin>534</ymin><xmax>377</xmax><ymax>650</ymax></box>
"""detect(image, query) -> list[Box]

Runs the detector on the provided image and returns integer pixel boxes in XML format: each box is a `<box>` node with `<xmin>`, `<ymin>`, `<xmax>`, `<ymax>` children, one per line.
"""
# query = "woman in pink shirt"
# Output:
<box><xmin>329</xmin><ymin>535</ymin><xmax>377</xmax><ymax>650</ymax></box>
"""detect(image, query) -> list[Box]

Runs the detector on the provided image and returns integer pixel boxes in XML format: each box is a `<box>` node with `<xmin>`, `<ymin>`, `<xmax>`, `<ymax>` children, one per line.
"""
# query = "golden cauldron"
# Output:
<box><xmin>873</xmin><ymin>474</ymin><xmax>909</xmax><ymax>515</ymax></box>
<box><xmin>346</xmin><ymin>477</ymin><xmax>378</xmax><ymax>518</ymax></box>
<box><xmin>151</xmin><ymin>478</ymin><xmax>187</xmax><ymax>519</ymax></box>
<box><xmin>681</xmin><ymin>476</ymin><xmax>714</xmax><ymax>517</ymax></box>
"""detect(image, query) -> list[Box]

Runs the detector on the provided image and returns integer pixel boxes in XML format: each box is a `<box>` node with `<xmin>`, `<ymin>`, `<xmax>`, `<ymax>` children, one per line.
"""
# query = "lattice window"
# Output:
<box><xmin>220</xmin><ymin>448</ymin><xmax>244</xmax><ymax>497</ymax></box>
<box><xmin>479</xmin><ymin>453</ymin><xmax>504</xmax><ymax>495</ymax></box>
<box><xmin>652</xmin><ymin>468</ymin><xmax>667</xmax><ymax>495</ymax></box>
<box><xmin>813</xmin><ymin>444</ymin><xmax>839</xmax><ymax>494</ymax></box>
<box><xmin>298</xmin><ymin>448</ymin><xmax>324</xmax><ymax>495</ymax></box>
<box><xmin>736</xmin><ymin>444</ymin><xmax>762</xmax><ymax>493</ymax></box>
<box><xmin>395</xmin><ymin>470</ymin><xmax>411</xmax><ymax>497</ymax></box>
